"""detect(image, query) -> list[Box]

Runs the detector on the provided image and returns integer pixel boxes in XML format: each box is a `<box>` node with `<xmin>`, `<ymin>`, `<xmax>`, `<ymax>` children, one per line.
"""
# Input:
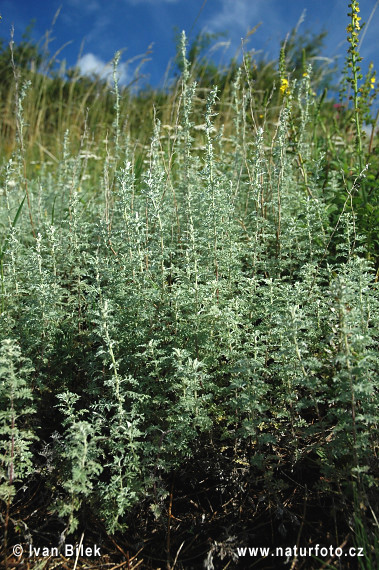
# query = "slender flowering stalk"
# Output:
<box><xmin>346</xmin><ymin>1</ymin><xmax>365</xmax><ymax>188</ymax></box>
<box><xmin>279</xmin><ymin>46</ymin><xmax>291</xmax><ymax>97</ymax></box>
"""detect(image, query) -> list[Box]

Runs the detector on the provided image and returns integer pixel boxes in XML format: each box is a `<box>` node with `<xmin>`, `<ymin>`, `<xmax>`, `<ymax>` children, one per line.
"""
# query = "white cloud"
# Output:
<box><xmin>77</xmin><ymin>53</ymin><xmax>131</xmax><ymax>85</ymax></box>
<box><xmin>77</xmin><ymin>53</ymin><xmax>110</xmax><ymax>77</ymax></box>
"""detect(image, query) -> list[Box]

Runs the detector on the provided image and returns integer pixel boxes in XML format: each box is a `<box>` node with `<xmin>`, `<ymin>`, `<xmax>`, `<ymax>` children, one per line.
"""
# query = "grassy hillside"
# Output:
<box><xmin>0</xmin><ymin>4</ymin><xmax>378</xmax><ymax>569</ymax></box>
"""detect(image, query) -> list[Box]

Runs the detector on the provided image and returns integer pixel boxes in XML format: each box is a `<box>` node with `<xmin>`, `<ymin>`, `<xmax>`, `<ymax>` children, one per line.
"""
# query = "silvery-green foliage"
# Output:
<box><xmin>95</xmin><ymin>373</ymin><xmax>146</xmax><ymax>533</ymax></box>
<box><xmin>0</xmin><ymin>339</ymin><xmax>35</xmax><ymax>504</ymax></box>
<box><xmin>323</xmin><ymin>258</ymin><xmax>379</xmax><ymax>478</ymax></box>
<box><xmin>55</xmin><ymin>392</ymin><xmax>103</xmax><ymax>535</ymax></box>
<box><xmin>0</xmin><ymin>44</ymin><xmax>377</xmax><ymax>538</ymax></box>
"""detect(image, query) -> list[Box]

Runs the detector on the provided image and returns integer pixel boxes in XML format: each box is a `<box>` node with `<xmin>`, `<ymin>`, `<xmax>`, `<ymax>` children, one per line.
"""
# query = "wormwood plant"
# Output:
<box><xmin>0</xmin><ymin>339</ymin><xmax>35</xmax><ymax>564</ymax></box>
<box><xmin>89</xmin><ymin>265</ymin><xmax>147</xmax><ymax>533</ymax></box>
<box><xmin>0</xmin><ymin>10</ymin><xmax>378</xmax><ymax>568</ymax></box>
<box><xmin>55</xmin><ymin>392</ymin><xmax>103</xmax><ymax>537</ymax></box>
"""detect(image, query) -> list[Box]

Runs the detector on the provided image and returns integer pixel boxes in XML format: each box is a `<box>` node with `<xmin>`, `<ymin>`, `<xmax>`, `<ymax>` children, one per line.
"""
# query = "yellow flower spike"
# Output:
<box><xmin>280</xmin><ymin>78</ymin><xmax>290</xmax><ymax>95</ymax></box>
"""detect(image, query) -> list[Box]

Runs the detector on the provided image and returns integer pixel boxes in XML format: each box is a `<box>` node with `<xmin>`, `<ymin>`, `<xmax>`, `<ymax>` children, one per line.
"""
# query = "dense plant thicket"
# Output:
<box><xmin>0</xmin><ymin>8</ymin><xmax>378</xmax><ymax>569</ymax></box>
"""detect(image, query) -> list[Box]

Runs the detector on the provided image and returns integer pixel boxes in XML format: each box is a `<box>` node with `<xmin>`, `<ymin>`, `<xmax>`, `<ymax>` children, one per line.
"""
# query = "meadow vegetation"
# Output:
<box><xmin>0</xmin><ymin>3</ymin><xmax>378</xmax><ymax>568</ymax></box>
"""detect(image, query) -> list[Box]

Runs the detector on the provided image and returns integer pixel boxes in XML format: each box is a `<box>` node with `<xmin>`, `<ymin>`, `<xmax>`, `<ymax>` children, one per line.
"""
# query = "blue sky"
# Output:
<box><xmin>1</xmin><ymin>0</ymin><xmax>378</xmax><ymax>88</ymax></box>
